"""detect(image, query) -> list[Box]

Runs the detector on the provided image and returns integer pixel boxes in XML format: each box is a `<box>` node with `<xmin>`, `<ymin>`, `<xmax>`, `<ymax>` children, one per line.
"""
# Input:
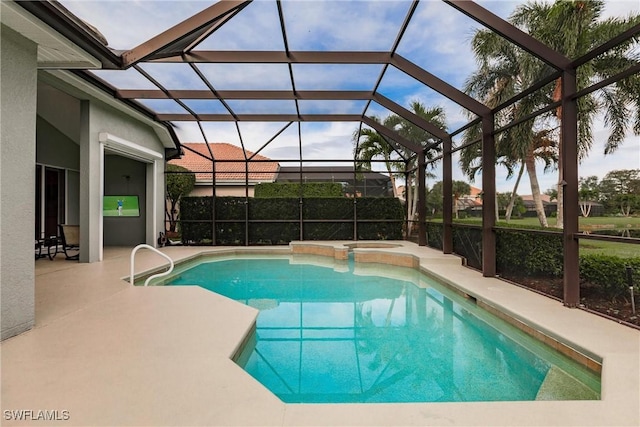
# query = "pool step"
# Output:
<box><xmin>535</xmin><ymin>366</ymin><xmax>599</xmax><ymax>400</ymax></box>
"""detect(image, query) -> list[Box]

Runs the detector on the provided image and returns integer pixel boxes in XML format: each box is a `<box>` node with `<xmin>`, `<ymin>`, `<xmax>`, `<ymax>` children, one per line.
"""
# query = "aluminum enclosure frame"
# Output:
<box><xmin>23</xmin><ymin>0</ymin><xmax>640</xmax><ymax>307</ymax></box>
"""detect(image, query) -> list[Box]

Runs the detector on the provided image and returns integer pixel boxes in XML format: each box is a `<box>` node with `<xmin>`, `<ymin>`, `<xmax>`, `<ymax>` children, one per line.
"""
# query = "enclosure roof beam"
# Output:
<box><xmin>156</xmin><ymin>113</ymin><xmax>363</xmax><ymax>122</ymax></box>
<box><xmin>373</xmin><ymin>93</ymin><xmax>449</xmax><ymax>142</ymax></box>
<box><xmin>117</xmin><ymin>89</ymin><xmax>374</xmax><ymax>100</ymax></box>
<box><xmin>390</xmin><ymin>54</ymin><xmax>490</xmax><ymax>116</ymax></box>
<box><xmin>148</xmin><ymin>51</ymin><xmax>392</xmax><ymax>64</ymax></box>
<box><xmin>121</xmin><ymin>0</ymin><xmax>251</xmax><ymax>68</ymax></box>
<box><xmin>362</xmin><ymin>116</ymin><xmax>422</xmax><ymax>154</ymax></box>
<box><xmin>444</xmin><ymin>0</ymin><xmax>571</xmax><ymax>70</ymax></box>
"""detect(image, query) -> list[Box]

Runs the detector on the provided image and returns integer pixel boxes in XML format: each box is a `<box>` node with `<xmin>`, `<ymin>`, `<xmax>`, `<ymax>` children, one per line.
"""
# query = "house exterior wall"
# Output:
<box><xmin>36</xmin><ymin>116</ymin><xmax>80</xmax><ymax>170</ymax></box>
<box><xmin>83</xmin><ymin>102</ymin><xmax>166</xmax><ymax>259</ymax></box>
<box><xmin>190</xmin><ymin>185</ymin><xmax>256</xmax><ymax>198</ymax></box>
<box><xmin>1</xmin><ymin>26</ymin><xmax>37</xmax><ymax>340</ymax></box>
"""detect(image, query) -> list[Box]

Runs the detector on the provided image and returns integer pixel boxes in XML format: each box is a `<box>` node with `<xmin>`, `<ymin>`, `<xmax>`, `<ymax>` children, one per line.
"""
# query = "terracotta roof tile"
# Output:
<box><xmin>169</xmin><ymin>143</ymin><xmax>279</xmax><ymax>183</ymax></box>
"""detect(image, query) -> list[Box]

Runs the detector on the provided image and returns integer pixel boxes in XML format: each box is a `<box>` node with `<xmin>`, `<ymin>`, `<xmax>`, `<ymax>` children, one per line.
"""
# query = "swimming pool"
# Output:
<box><xmin>166</xmin><ymin>254</ymin><xmax>600</xmax><ymax>404</ymax></box>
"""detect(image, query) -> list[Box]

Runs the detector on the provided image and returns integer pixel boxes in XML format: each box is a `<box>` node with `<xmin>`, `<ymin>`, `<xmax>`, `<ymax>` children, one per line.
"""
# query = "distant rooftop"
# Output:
<box><xmin>169</xmin><ymin>143</ymin><xmax>279</xmax><ymax>183</ymax></box>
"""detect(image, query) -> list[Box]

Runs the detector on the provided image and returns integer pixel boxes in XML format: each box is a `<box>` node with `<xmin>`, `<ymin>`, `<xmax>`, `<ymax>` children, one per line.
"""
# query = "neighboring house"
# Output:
<box><xmin>1</xmin><ymin>1</ymin><xmax>179</xmax><ymax>340</ymax></box>
<box><xmin>520</xmin><ymin>194</ymin><xmax>557</xmax><ymax>217</ymax></box>
<box><xmin>457</xmin><ymin>186</ymin><xmax>483</xmax><ymax>212</ymax></box>
<box><xmin>276</xmin><ymin>166</ymin><xmax>394</xmax><ymax>197</ymax></box>
<box><xmin>169</xmin><ymin>143</ymin><xmax>280</xmax><ymax>197</ymax></box>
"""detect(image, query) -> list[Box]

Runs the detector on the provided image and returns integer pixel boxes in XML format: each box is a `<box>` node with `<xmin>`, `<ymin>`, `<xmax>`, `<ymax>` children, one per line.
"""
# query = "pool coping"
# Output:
<box><xmin>3</xmin><ymin>241</ymin><xmax>639</xmax><ymax>426</ymax></box>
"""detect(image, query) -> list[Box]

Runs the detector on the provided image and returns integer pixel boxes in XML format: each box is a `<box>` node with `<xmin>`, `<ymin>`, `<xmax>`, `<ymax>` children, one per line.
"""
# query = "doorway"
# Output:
<box><xmin>35</xmin><ymin>165</ymin><xmax>66</xmax><ymax>239</ymax></box>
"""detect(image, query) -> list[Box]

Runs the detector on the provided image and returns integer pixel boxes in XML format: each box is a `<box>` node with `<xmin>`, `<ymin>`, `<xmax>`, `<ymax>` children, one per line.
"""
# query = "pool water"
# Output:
<box><xmin>167</xmin><ymin>254</ymin><xmax>600</xmax><ymax>403</ymax></box>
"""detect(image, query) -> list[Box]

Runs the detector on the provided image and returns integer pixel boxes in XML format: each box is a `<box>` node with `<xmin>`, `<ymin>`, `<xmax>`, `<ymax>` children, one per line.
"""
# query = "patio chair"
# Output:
<box><xmin>58</xmin><ymin>224</ymin><xmax>80</xmax><ymax>260</ymax></box>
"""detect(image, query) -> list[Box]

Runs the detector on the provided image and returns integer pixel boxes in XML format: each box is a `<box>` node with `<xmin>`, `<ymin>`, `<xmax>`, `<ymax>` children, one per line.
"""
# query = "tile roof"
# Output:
<box><xmin>169</xmin><ymin>143</ymin><xmax>279</xmax><ymax>183</ymax></box>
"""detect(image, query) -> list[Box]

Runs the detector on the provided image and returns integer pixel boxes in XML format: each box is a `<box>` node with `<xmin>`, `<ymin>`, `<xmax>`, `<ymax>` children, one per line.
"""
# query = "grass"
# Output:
<box><xmin>438</xmin><ymin>215</ymin><xmax>640</xmax><ymax>230</ymax></box>
<box><xmin>579</xmin><ymin>240</ymin><xmax>640</xmax><ymax>258</ymax></box>
<box><xmin>499</xmin><ymin>216</ymin><xmax>640</xmax><ymax>230</ymax></box>
<box><xmin>428</xmin><ymin>215</ymin><xmax>640</xmax><ymax>258</ymax></box>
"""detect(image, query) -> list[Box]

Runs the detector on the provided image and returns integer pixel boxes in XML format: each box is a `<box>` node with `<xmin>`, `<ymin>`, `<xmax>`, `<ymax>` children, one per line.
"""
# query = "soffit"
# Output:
<box><xmin>1</xmin><ymin>1</ymin><xmax>101</xmax><ymax>69</ymax></box>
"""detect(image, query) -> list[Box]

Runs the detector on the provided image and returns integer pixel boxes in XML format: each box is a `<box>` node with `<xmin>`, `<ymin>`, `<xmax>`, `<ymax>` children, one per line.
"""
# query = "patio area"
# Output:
<box><xmin>1</xmin><ymin>243</ymin><xmax>638</xmax><ymax>426</ymax></box>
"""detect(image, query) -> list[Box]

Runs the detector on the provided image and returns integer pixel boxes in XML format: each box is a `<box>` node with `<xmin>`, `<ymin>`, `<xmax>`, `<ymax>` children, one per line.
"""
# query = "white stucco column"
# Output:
<box><xmin>0</xmin><ymin>27</ymin><xmax>37</xmax><ymax>340</ymax></box>
<box><xmin>79</xmin><ymin>101</ymin><xmax>102</xmax><ymax>262</ymax></box>
<box><xmin>146</xmin><ymin>159</ymin><xmax>164</xmax><ymax>246</ymax></box>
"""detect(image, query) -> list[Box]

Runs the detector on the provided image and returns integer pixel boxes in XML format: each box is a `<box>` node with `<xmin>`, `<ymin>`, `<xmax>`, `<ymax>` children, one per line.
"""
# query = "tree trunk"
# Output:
<box><xmin>454</xmin><ymin>197</ymin><xmax>459</xmax><ymax>219</ymax></box>
<box><xmin>553</xmin><ymin>78</ymin><xmax>564</xmax><ymax>229</ymax></box>
<box><xmin>525</xmin><ymin>149</ymin><xmax>549</xmax><ymax>227</ymax></box>
<box><xmin>411</xmin><ymin>177</ymin><xmax>419</xmax><ymax>224</ymax></box>
<box><xmin>621</xmin><ymin>203</ymin><xmax>631</xmax><ymax>217</ymax></box>
<box><xmin>555</xmin><ymin>178</ymin><xmax>564</xmax><ymax>229</ymax></box>
<box><xmin>506</xmin><ymin>161</ymin><xmax>525</xmax><ymax>222</ymax></box>
<box><xmin>384</xmin><ymin>153</ymin><xmax>399</xmax><ymax>198</ymax></box>
<box><xmin>405</xmin><ymin>176</ymin><xmax>413</xmax><ymax>236</ymax></box>
<box><xmin>579</xmin><ymin>201</ymin><xmax>591</xmax><ymax>217</ymax></box>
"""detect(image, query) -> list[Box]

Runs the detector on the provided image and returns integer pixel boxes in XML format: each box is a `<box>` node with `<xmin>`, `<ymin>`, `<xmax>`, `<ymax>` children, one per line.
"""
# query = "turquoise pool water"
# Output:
<box><xmin>167</xmin><ymin>254</ymin><xmax>600</xmax><ymax>403</ymax></box>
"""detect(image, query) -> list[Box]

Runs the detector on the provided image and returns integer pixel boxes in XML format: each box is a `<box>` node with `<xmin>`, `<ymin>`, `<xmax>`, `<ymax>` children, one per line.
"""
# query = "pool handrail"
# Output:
<box><xmin>130</xmin><ymin>244</ymin><xmax>174</xmax><ymax>286</ymax></box>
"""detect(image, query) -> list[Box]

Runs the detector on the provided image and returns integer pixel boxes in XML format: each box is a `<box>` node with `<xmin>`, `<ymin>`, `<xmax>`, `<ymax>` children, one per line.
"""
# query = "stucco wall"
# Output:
<box><xmin>37</xmin><ymin>82</ymin><xmax>81</xmax><ymax>144</ymax></box>
<box><xmin>89</xmin><ymin>103</ymin><xmax>165</xmax><ymax>248</ymax></box>
<box><xmin>36</xmin><ymin>115</ymin><xmax>80</xmax><ymax>170</ymax></box>
<box><xmin>190</xmin><ymin>185</ymin><xmax>256</xmax><ymax>197</ymax></box>
<box><xmin>1</xmin><ymin>26</ymin><xmax>37</xmax><ymax>340</ymax></box>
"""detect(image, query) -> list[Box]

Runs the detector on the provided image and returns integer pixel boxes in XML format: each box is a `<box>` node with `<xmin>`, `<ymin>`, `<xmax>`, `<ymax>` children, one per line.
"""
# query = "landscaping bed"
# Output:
<box><xmin>501</xmin><ymin>274</ymin><xmax>640</xmax><ymax>328</ymax></box>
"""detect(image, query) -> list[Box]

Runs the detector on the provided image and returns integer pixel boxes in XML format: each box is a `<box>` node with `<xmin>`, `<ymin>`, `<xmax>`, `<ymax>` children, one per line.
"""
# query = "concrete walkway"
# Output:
<box><xmin>1</xmin><ymin>243</ymin><xmax>638</xmax><ymax>426</ymax></box>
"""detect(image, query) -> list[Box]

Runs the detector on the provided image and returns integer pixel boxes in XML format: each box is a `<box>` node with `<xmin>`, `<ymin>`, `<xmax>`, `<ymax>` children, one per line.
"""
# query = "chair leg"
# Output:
<box><xmin>63</xmin><ymin>246</ymin><xmax>79</xmax><ymax>261</ymax></box>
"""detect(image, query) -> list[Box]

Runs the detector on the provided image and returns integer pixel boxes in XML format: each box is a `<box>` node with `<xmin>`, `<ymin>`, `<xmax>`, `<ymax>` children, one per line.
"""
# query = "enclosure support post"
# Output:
<box><xmin>353</xmin><ymin>162</ymin><xmax>358</xmax><ymax>240</ymax></box>
<box><xmin>417</xmin><ymin>151</ymin><xmax>427</xmax><ymax>246</ymax></box>
<box><xmin>298</xmin><ymin>124</ymin><xmax>304</xmax><ymax>241</ymax></box>
<box><xmin>481</xmin><ymin>114</ymin><xmax>496</xmax><ymax>277</ymax></box>
<box><xmin>404</xmin><ymin>168</ymin><xmax>410</xmax><ymax>240</ymax></box>
<box><xmin>244</xmin><ymin>160</ymin><xmax>249</xmax><ymax>246</ymax></box>
<box><xmin>442</xmin><ymin>136</ymin><xmax>453</xmax><ymax>254</ymax></box>
<box><xmin>562</xmin><ymin>69</ymin><xmax>580</xmax><ymax>307</ymax></box>
<box><xmin>212</xmin><ymin>157</ymin><xmax>217</xmax><ymax>245</ymax></box>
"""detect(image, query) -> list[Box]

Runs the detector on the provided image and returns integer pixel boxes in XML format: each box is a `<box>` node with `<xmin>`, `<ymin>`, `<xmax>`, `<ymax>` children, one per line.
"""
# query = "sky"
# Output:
<box><xmin>62</xmin><ymin>0</ymin><xmax>640</xmax><ymax>194</ymax></box>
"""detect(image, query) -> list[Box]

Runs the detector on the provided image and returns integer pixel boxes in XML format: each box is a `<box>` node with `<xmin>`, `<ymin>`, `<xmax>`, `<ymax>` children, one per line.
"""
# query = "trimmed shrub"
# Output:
<box><xmin>579</xmin><ymin>254</ymin><xmax>640</xmax><ymax>299</ymax></box>
<box><xmin>180</xmin><ymin>197</ymin><xmax>213</xmax><ymax>244</ymax></box>
<box><xmin>496</xmin><ymin>228</ymin><xmax>564</xmax><ymax>277</ymax></box>
<box><xmin>255</xmin><ymin>182</ymin><xmax>343</xmax><ymax>198</ymax></box>
<box><xmin>453</xmin><ymin>225</ymin><xmax>483</xmax><ymax>270</ymax></box>
<box><xmin>179</xmin><ymin>196</ymin><xmax>403</xmax><ymax>244</ymax></box>
<box><xmin>425</xmin><ymin>222</ymin><xmax>444</xmax><ymax>250</ymax></box>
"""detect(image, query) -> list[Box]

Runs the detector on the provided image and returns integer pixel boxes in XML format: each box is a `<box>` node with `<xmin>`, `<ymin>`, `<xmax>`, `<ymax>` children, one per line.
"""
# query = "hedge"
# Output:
<box><xmin>580</xmin><ymin>255</ymin><xmax>640</xmax><ymax>299</ymax></box>
<box><xmin>254</xmin><ymin>182</ymin><xmax>343</xmax><ymax>198</ymax></box>
<box><xmin>424</xmin><ymin>222</ymin><xmax>640</xmax><ymax>299</ymax></box>
<box><xmin>179</xmin><ymin>196</ymin><xmax>403</xmax><ymax>245</ymax></box>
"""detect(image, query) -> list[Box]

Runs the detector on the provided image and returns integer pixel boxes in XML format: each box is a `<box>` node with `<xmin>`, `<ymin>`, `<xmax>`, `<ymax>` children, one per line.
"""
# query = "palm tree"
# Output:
<box><xmin>353</xmin><ymin>116</ymin><xmax>404</xmax><ymax>198</ymax></box>
<box><xmin>354</xmin><ymin>101</ymin><xmax>447</xmax><ymax>234</ymax></box>
<box><xmin>463</xmin><ymin>0</ymin><xmax>640</xmax><ymax>228</ymax></box>
<box><xmin>462</xmin><ymin>26</ymin><xmax>557</xmax><ymax>227</ymax></box>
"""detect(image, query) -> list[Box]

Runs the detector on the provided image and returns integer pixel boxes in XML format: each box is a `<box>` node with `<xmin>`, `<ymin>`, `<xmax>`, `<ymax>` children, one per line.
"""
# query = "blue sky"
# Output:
<box><xmin>63</xmin><ymin>0</ymin><xmax>640</xmax><ymax>193</ymax></box>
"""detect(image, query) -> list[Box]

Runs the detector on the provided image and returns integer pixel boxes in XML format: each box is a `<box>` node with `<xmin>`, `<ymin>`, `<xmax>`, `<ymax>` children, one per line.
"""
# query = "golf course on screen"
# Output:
<box><xmin>103</xmin><ymin>195</ymin><xmax>140</xmax><ymax>217</ymax></box>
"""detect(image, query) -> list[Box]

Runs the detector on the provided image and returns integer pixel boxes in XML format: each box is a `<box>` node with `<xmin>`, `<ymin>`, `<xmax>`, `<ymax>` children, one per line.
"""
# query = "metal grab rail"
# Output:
<box><xmin>130</xmin><ymin>244</ymin><xmax>174</xmax><ymax>286</ymax></box>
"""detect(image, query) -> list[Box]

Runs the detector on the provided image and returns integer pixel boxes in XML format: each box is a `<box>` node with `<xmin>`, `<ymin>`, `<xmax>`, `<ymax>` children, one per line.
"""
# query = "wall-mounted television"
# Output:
<box><xmin>103</xmin><ymin>195</ymin><xmax>140</xmax><ymax>217</ymax></box>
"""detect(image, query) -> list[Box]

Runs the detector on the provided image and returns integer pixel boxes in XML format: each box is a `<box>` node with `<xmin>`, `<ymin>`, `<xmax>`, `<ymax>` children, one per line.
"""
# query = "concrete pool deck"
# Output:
<box><xmin>1</xmin><ymin>242</ymin><xmax>638</xmax><ymax>426</ymax></box>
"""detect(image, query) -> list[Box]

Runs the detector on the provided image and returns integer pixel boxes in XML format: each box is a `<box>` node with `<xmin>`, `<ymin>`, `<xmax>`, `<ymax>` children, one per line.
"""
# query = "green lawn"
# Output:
<box><xmin>499</xmin><ymin>216</ymin><xmax>640</xmax><ymax>230</ymax></box>
<box><xmin>432</xmin><ymin>215</ymin><xmax>640</xmax><ymax>258</ymax></box>
<box><xmin>579</xmin><ymin>240</ymin><xmax>640</xmax><ymax>257</ymax></box>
